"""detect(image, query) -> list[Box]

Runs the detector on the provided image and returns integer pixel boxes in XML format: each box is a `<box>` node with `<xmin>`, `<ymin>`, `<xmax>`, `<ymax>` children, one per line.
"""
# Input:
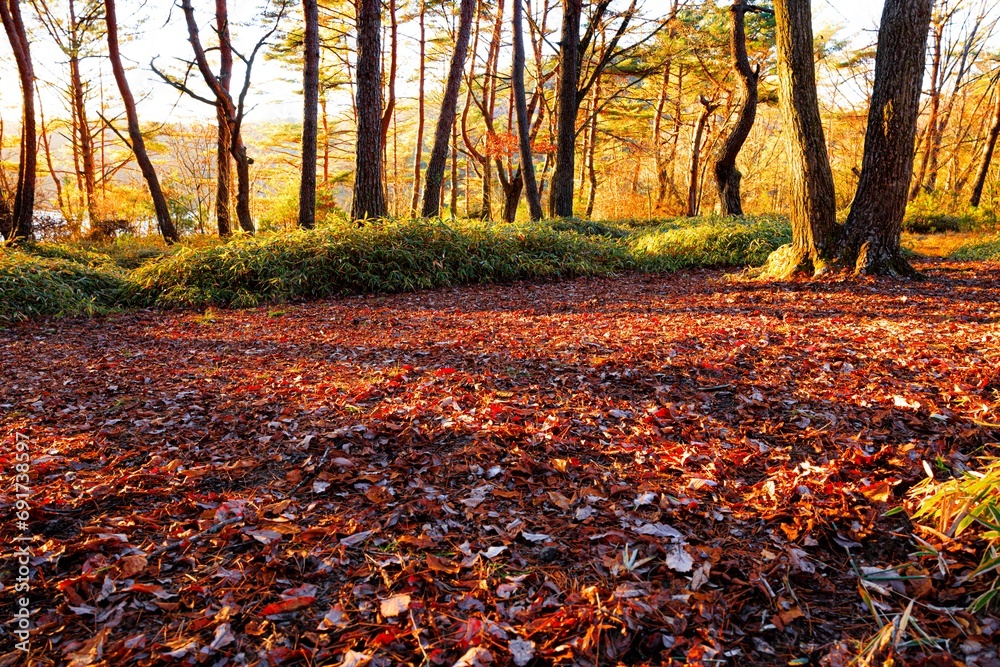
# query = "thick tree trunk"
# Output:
<box><xmin>762</xmin><ymin>0</ymin><xmax>838</xmax><ymax>277</ymax></box>
<box><xmin>841</xmin><ymin>0</ymin><xmax>932</xmax><ymax>277</ymax></box>
<box><xmin>512</xmin><ymin>0</ymin><xmax>542</xmax><ymax>221</ymax></box>
<box><xmin>352</xmin><ymin>0</ymin><xmax>388</xmax><ymax>221</ymax></box>
<box><xmin>0</xmin><ymin>0</ymin><xmax>36</xmax><ymax>242</ymax></box>
<box><xmin>420</xmin><ymin>0</ymin><xmax>475</xmax><ymax>218</ymax></box>
<box><xmin>549</xmin><ymin>0</ymin><xmax>582</xmax><ymax>218</ymax></box>
<box><xmin>686</xmin><ymin>98</ymin><xmax>717</xmax><ymax>217</ymax></box>
<box><xmin>502</xmin><ymin>168</ymin><xmax>524</xmax><ymax>223</ymax></box>
<box><xmin>711</xmin><ymin>1</ymin><xmax>768</xmax><ymax>217</ymax></box>
<box><xmin>410</xmin><ymin>1</ymin><xmax>426</xmax><ymax>216</ymax></box>
<box><xmin>104</xmin><ymin>0</ymin><xmax>178</xmax><ymax>244</ymax></box>
<box><xmin>970</xmin><ymin>86</ymin><xmax>1000</xmax><ymax>208</ymax></box>
<box><xmin>299</xmin><ymin>0</ymin><xmax>319</xmax><ymax>229</ymax></box>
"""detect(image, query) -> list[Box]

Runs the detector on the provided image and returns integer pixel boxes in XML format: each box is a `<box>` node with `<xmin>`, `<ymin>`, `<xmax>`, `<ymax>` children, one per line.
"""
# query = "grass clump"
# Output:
<box><xmin>629</xmin><ymin>215</ymin><xmax>792</xmax><ymax>270</ymax></box>
<box><xmin>0</xmin><ymin>250</ymin><xmax>128</xmax><ymax>322</ymax></box>
<box><xmin>950</xmin><ymin>235</ymin><xmax>1000</xmax><ymax>261</ymax></box>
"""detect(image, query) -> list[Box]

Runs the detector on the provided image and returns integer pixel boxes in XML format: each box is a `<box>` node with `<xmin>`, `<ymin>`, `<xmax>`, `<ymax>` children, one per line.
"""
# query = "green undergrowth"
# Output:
<box><xmin>2</xmin><ymin>216</ymin><xmax>791</xmax><ymax>319</ymax></box>
<box><xmin>949</xmin><ymin>235</ymin><xmax>1000</xmax><ymax>261</ymax></box>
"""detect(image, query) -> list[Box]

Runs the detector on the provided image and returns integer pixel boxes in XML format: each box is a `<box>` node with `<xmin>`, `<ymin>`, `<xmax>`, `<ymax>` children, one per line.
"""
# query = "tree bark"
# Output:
<box><xmin>763</xmin><ymin>0</ymin><xmax>838</xmax><ymax>277</ymax></box>
<box><xmin>841</xmin><ymin>0</ymin><xmax>932</xmax><ymax>277</ymax></box>
<box><xmin>512</xmin><ymin>0</ymin><xmax>543</xmax><ymax>221</ymax></box>
<box><xmin>104</xmin><ymin>0</ymin><xmax>178</xmax><ymax>243</ymax></box>
<box><xmin>549</xmin><ymin>0</ymin><xmax>582</xmax><ymax>218</ymax></box>
<box><xmin>711</xmin><ymin>1</ymin><xmax>770</xmax><ymax>217</ymax></box>
<box><xmin>215</xmin><ymin>0</ymin><xmax>233</xmax><ymax>236</ymax></box>
<box><xmin>0</xmin><ymin>0</ymin><xmax>36</xmax><ymax>242</ymax></box>
<box><xmin>379</xmin><ymin>0</ymin><xmax>397</xmax><ymax>151</ymax></box>
<box><xmin>299</xmin><ymin>0</ymin><xmax>319</xmax><ymax>229</ymax></box>
<box><xmin>970</xmin><ymin>83</ymin><xmax>1000</xmax><ymax>208</ymax></box>
<box><xmin>410</xmin><ymin>1</ymin><xmax>426</xmax><ymax>216</ymax></box>
<box><xmin>686</xmin><ymin>97</ymin><xmax>717</xmax><ymax>217</ymax></box>
<box><xmin>352</xmin><ymin>0</ymin><xmax>388</xmax><ymax>221</ymax></box>
<box><xmin>420</xmin><ymin>0</ymin><xmax>475</xmax><ymax>218</ymax></box>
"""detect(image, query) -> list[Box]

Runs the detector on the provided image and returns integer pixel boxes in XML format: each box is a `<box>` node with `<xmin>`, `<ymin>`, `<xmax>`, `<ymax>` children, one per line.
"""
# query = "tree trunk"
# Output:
<box><xmin>512</xmin><ymin>0</ymin><xmax>542</xmax><ymax>221</ymax></box>
<box><xmin>299</xmin><ymin>0</ymin><xmax>319</xmax><ymax>229</ymax></box>
<box><xmin>584</xmin><ymin>79</ymin><xmax>601</xmax><ymax>218</ymax></box>
<box><xmin>352</xmin><ymin>0</ymin><xmax>388</xmax><ymax>221</ymax></box>
<box><xmin>37</xmin><ymin>92</ymin><xmax>66</xmax><ymax>225</ymax></box>
<box><xmin>410</xmin><ymin>1</ymin><xmax>426</xmax><ymax>216</ymax></box>
<box><xmin>711</xmin><ymin>1</ymin><xmax>768</xmax><ymax>217</ymax></box>
<box><xmin>104</xmin><ymin>0</ymin><xmax>178</xmax><ymax>243</ymax></box>
<box><xmin>0</xmin><ymin>0</ymin><xmax>36</xmax><ymax>242</ymax></box>
<box><xmin>450</xmin><ymin>119</ymin><xmax>459</xmax><ymax>218</ymax></box>
<box><xmin>215</xmin><ymin>0</ymin><xmax>233</xmax><ymax>237</ymax></box>
<box><xmin>379</xmin><ymin>0</ymin><xmax>397</xmax><ymax>149</ymax></box>
<box><xmin>502</xmin><ymin>168</ymin><xmax>524</xmax><ymax>222</ymax></box>
<box><xmin>420</xmin><ymin>0</ymin><xmax>475</xmax><ymax>218</ymax></box>
<box><xmin>686</xmin><ymin>98</ymin><xmax>717</xmax><ymax>217</ymax></box>
<box><xmin>841</xmin><ymin>0</ymin><xmax>932</xmax><ymax>277</ymax></box>
<box><xmin>970</xmin><ymin>84</ymin><xmax>1000</xmax><ymax>208</ymax></box>
<box><xmin>70</xmin><ymin>54</ymin><xmax>97</xmax><ymax>223</ymax></box>
<box><xmin>549</xmin><ymin>0</ymin><xmax>582</xmax><ymax>218</ymax></box>
<box><xmin>762</xmin><ymin>0</ymin><xmax>838</xmax><ymax>277</ymax></box>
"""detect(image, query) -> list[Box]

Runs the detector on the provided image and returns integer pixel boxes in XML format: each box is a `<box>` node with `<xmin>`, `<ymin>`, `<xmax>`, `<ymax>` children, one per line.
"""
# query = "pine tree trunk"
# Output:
<box><xmin>104</xmin><ymin>0</ymin><xmax>178</xmax><ymax>244</ymax></box>
<box><xmin>841</xmin><ymin>0</ymin><xmax>932</xmax><ymax>276</ymax></box>
<box><xmin>420</xmin><ymin>0</ymin><xmax>475</xmax><ymax>218</ymax></box>
<box><xmin>410</xmin><ymin>1</ymin><xmax>426</xmax><ymax>216</ymax></box>
<box><xmin>970</xmin><ymin>86</ymin><xmax>1000</xmax><ymax>208</ymax></box>
<box><xmin>686</xmin><ymin>98</ymin><xmax>716</xmax><ymax>217</ymax></box>
<box><xmin>512</xmin><ymin>0</ymin><xmax>543</xmax><ymax>221</ymax></box>
<box><xmin>0</xmin><ymin>0</ymin><xmax>36</xmax><ymax>242</ymax></box>
<box><xmin>353</xmin><ymin>0</ymin><xmax>388</xmax><ymax>221</ymax></box>
<box><xmin>711</xmin><ymin>1</ymin><xmax>767</xmax><ymax>217</ymax></box>
<box><xmin>763</xmin><ymin>0</ymin><xmax>838</xmax><ymax>277</ymax></box>
<box><xmin>549</xmin><ymin>0</ymin><xmax>582</xmax><ymax>218</ymax></box>
<box><xmin>299</xmin><ymin>0</ymin><xmax>320</xmax><ymax>229</ymax></box>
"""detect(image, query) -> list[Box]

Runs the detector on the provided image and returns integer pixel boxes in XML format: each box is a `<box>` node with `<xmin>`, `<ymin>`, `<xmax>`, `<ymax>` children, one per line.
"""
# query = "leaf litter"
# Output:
<box><xmin>1</xmin><ymin>260</ymin><xmax>999</xmax><ymax>665</ymax></box>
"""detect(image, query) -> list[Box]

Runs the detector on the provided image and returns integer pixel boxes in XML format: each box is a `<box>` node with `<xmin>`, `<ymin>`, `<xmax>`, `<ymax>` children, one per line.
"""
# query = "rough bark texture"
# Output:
<box><xmin>215</xmin><ymin>0</ymin><xmax>233</xmax><ymax>237</ymax></box>
<box><xmin>420</xmin><ymin>0</ymin><xmax>475</xmax><ymax>218</ymax></box>
<box><xmin>351</xmin><ymin>0</ymin><xmax>388</xmax><ymax>221</ymax></box>
<box><xmin>548</xmin><ymin>0</ymin><xmax>582</xmax><ymax>218</ymax></box>
<box><xmin>970</xmin><ymin>85</ymin><xmax>1000</xmax><ymax>208</ymax></box>
<box><xmin>711</xmin><ymin>1</ymin><xmax>767</xmax><ymax>217</ymax></box>
<box><xmin>298</xmin><ymin>0</ymin><xmax>319</xmax><ymax>229</ymax></box>
<box><xmin>0</xmin><ymin>0</ymin><xmax>36</xmax><ymax>242</ymax></box>
<box><xmin>763</xmin><ymin>0</ymin><xmax>838</xmax><ymax>277</ymax></box>
<box><xmin>104</xmin><ymin>0</ymin><xmax>178</xmax><ymax>244</ymax></box>
<box><xmin>841</xmin><ymin>0</ymin><xmax>932</xmax><ymax>277</ymax></box>
<box><xmin>512</xmin><ymin>0</ymin><xmax>543</xmax><ymax>221</ymax></box>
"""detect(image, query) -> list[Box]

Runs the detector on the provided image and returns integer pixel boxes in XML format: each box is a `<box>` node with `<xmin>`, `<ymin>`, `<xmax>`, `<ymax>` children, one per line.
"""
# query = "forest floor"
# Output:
<box><xmin>2</xmin><ymin>258</ymin><xmax>999</xmax><ymax>667</ymax></box>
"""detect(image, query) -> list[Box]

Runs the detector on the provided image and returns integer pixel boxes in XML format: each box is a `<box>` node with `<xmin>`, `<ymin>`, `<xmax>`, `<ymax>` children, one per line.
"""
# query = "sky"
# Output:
<box><xmin>0</xmin><ymin>0</ymin><xmax>886</xmax><ymax>129</ymax></box>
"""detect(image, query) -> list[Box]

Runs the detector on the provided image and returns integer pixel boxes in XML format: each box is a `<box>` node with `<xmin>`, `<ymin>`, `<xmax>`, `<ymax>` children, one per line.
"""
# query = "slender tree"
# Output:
<box><xmin>299</xmin><ymin>0</ymin><xmax>319</xmax><ymax>229</ymax></box>
<box><xmin>761</xmin><ymin>0</ymin><xmax>837</xmax><ymax>277</ymax></box>
<box><xmin>687</xmin><ymin>96</ymin><xmax>718</xmax><ymax>217</ymax></box>
<box><xmin>215</xmin><ymin>0</ymin><xmax>234</xmax><ymax>237</ymax></box>
<box><xmin>841</xmin><ymin>0</ymin><xmax>933</xmax><ymax>276</ymax></box>
<box><xmin>352</xmin><ymin>0</ymin><xmax>387</xmax><ymax>221</ymax></box>
<box><xmin>0</xmin><ymin>0</ymin><xmax>37</xmax><ymax>242</ymax></box>
<box><xmin>711</xmin><ymin>1</ymin><xmax>772</xmax><ymax>216</ymax></box>
<box><xmin>512</xmin><ymin>0</ymin><xmax>543</xmax><ymax>221</ymax></box>
<box><xmin>971</xmin><ymin>80</ymin><xmax>1000</xmax><ymax>208</ymax></box>
<box><xmin>420</xmin><ymin>0</ymin><xmax>476</xmax><ymax>218</ymax></box>
<box><xmin>104</xmin><ymin>0</ymin><xmax>178</xmax><ymax>243</ymax></box>
<box><xmin>410</xmin><ymin>0</ymin><xmax>426</xmax><ymax>216</ymax></box>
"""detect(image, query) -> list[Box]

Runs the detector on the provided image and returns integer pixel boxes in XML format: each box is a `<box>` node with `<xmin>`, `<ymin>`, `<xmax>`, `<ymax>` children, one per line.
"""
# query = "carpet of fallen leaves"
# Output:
<box><xmin>2</xmin><ymin>260</ymin><xmax>1000</xmax><ymax>667</ymax></box>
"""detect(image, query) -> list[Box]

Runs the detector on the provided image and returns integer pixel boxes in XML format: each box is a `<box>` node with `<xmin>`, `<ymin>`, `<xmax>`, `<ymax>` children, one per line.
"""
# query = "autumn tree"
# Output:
<box><xmin>0</xmin><ymin>0</ymin><xmax>37</xmax><ymax>242</ymax></box>
<box><xmin>512</xmin><ymin>0</ymin><xmax>542</xmax><ymax>221</ymax></box>
<box><xmin>761</xmin><ymin>0</ymin><xmax>837</xmax><ymax>277</ymax></box>
<box><xmin>352</xmin><ymin>0</ymin><xmax>387</xmax><ymax>221</ymax></box>
<box><xmin>104</xmin><ymin>0</ymin><xmax>178</xmax><ymax>244</ymax></box>
<box><xmin>840</xmin><ymin>0</ymin><xmax>933</xmax><ymax>276</ymax></box>
<box><xmin>711</xmin><ymin>1</ymin><xmax>772</xmax><ymax>216</ymax></box>
<box><xmin>299</xmin><ymin>0</ymin><xmax>320</xmax><ymax>229</ymax></box>
<box><xmin>420</xmin><ymin>0</ymin><xmax>476</xmax><ymax>218</ymax></box>
<box><xmin>970</xmin><ymin>73</ymin><xmax>1000</xmax><ymax>208</ymax></box>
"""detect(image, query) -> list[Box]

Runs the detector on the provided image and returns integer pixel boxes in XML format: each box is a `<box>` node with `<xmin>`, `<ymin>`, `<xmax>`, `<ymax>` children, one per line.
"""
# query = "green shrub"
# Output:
<box><xmin>630</xmin><ymin>215</ymin><xmax>792</xmax><ymax>270</ymax></box>
<box><xmin>0</xmin><ymin>250</ymin><xmax>128</xmax><ymax>322</ymax></box>
<box><xmin>950</xmin><ymin>236</ymin><xmax>1000</xmax><ymax>261</ymax></box>
<box><xmin>905</xmin><ymin>192</ymin><xmax>1000</xmax><ymax>234</ymax></box>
